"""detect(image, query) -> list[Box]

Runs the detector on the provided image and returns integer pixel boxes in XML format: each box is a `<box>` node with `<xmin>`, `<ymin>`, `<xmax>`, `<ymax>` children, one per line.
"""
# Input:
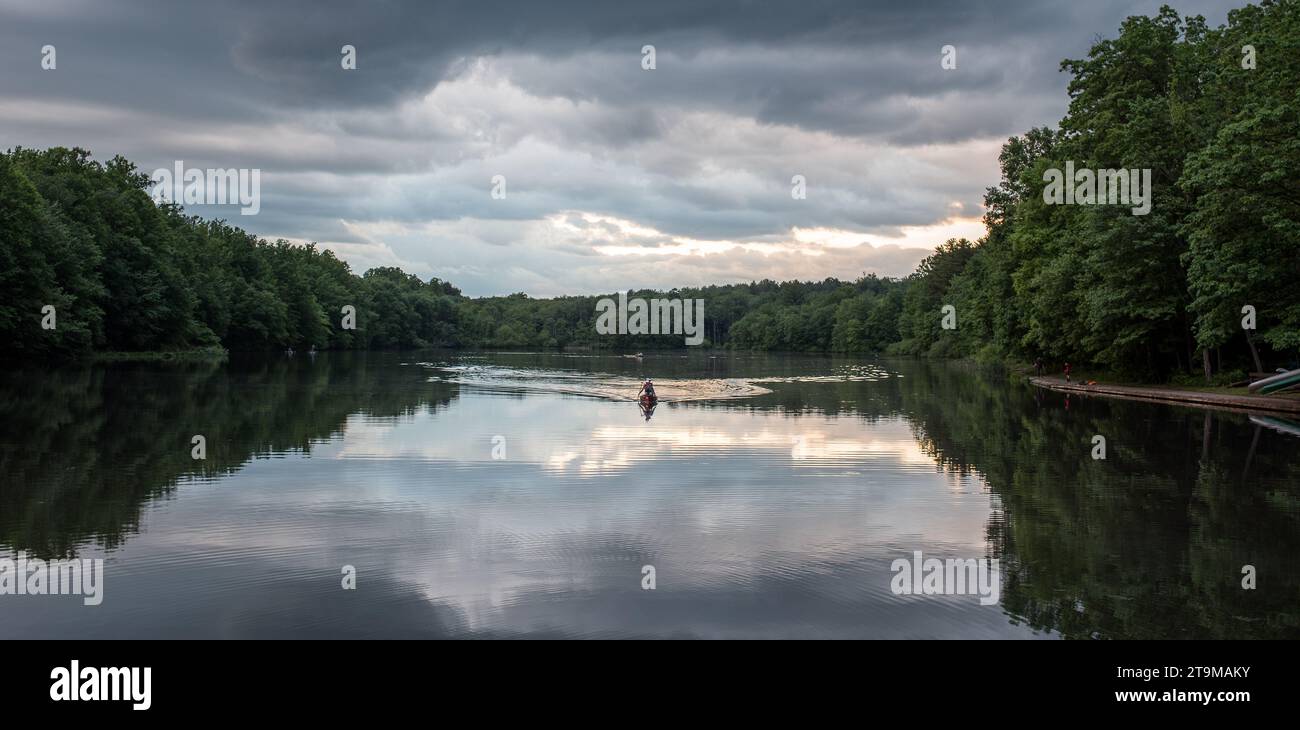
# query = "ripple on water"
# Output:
<box><xmin>420</xmin><ymin>362</ymin><xmax>897</xmax><ymax>402</ymax></box>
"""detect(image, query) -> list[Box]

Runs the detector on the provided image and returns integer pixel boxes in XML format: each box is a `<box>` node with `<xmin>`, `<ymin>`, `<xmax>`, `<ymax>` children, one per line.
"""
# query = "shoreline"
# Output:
<box><xmin>1029</xmin><ymin>376</ymin><xmax>1300</xmax><ymax>416</ymax></box>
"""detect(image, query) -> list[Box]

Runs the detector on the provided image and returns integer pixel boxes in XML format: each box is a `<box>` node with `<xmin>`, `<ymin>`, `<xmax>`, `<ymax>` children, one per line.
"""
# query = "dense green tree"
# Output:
<box><xmin>0</xmin><ymin>155</ymin><xmax>101</xmax><ymax>354</ymax></box>
<box><xmin>1180</xmin><ymin>0</ymin><xmax>1300</xmax><ymax>359</ymax></box>
<box><xmin>893</xmin><ymin>238</ymin><xmax>977</xmax><ymax>356</ymax></box>
<box><xmin>3</xmin><ymin>2</ymin><xmax>1297</xmax><ymax>377</ymax></box>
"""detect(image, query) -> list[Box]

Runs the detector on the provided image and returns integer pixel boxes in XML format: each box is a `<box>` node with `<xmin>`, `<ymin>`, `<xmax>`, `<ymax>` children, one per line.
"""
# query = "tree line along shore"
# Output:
<box><xmin>2</xmin><ymin>3</ymin><xmax>1297</xmax><ymax>386</ymax></box>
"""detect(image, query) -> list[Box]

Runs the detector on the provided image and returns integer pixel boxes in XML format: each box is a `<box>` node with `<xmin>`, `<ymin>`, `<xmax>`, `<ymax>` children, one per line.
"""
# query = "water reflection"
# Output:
<box><xmin>638</xmin><ymin>399</ymin><xmax>658</xmax><ymax>421</ymax></box>
<box><xmin>0</xmin><ymin>351</ymin><xmax>1296</xmax><ymax>639</ymax></box>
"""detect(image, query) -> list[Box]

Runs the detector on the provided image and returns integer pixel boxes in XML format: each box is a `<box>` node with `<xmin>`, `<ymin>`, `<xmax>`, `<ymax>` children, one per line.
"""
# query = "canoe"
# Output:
<box><xmin>1248</xmin><ymin>367</ymin><xmax>1300</xmax><ymax>392</ymax></box>
<box><xmin>1259</xmin><ymin>371</ymin><xmax>1300</xmax><ymax>395</ymax></box>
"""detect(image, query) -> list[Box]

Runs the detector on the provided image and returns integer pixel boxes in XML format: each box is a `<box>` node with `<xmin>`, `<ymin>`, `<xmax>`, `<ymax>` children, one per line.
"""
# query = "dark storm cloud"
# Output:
<box><xmin>0</xmin><ymin>0</ymin><xmax>1234</xmax><ymax>294</ymax></box>
<box><xmin>2</xmin><ymin>0</ymin><xmax>1232</xmax><ymax>139</ymax></box>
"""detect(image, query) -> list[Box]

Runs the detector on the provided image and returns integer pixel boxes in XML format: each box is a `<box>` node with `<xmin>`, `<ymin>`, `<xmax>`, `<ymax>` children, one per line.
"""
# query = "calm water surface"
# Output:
<box><xmin>1</xmin><ymin>352</ymin><xmax>1296</xmax><ymax>638</ymax></box>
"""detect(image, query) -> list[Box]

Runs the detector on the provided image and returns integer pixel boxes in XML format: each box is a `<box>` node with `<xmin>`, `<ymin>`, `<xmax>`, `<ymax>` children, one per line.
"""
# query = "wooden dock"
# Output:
<box><xmin>1029</xmin><ymin>376</ymin><xmax>1300</xmax><ymax>416</ymax></box>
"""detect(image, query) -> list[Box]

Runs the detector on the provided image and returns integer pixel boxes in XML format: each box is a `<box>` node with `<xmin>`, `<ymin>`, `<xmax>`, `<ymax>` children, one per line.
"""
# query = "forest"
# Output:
<box><xmin>2</xmin><ymin>2</ymin><xmax>1296</xmax><ymax>382</ymax></box>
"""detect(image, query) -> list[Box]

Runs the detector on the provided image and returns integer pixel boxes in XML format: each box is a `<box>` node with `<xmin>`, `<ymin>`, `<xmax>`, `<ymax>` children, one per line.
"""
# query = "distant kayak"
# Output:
<box><xmin>640</xmin><ymin>394</ymin><xmax>658</xmax><ymax>406</ymax></box>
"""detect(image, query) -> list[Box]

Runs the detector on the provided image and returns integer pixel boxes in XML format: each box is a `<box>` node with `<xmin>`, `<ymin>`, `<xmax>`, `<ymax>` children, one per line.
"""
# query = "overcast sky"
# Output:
<box><xmin>0</xmin><ymin>0</ymin><xmax>1232</xmax><ymax>296</ymax></box>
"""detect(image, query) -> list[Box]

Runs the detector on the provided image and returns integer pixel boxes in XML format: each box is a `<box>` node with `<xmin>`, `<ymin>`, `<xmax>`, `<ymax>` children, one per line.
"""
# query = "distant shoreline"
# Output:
<box><xmin>90</xmin><ymin>347</ymin><xmax>229</xmax><ymax>363</ymax></box>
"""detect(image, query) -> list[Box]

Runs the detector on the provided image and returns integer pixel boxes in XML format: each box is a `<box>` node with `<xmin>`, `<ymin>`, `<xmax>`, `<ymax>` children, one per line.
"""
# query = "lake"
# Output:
<box><xmin>1</xmin><ymin>351</ymin><xmax>1296</xmax><ymax>638</ymax></box>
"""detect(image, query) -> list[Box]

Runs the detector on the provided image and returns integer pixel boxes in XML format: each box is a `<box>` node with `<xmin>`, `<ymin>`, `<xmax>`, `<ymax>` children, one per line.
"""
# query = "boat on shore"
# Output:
<box><xmin>1249</xmin><ymin>368</ymin><xmax>1300</xmax><ymax>395</ymax></box>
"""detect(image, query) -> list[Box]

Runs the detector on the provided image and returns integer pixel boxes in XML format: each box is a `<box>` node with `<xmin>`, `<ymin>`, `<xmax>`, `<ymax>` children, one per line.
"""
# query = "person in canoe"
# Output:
<box><xmin>638</xmin><ymin>378</ymin><xmax>657</xmax><ymax>404</ymax></box>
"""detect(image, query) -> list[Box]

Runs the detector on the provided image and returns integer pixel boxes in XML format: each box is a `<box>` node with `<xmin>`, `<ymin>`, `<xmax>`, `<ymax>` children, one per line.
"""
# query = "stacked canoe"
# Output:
<box><xmin>1248</xmin><ymin>368</ymin><xmax>1300</xmax><ymax>395</ymax></box>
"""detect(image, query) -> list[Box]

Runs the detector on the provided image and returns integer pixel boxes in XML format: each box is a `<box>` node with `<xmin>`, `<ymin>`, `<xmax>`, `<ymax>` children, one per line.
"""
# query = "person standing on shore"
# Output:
<box><xmin>1034</xmin><ymin>357</ymin><xmax>1044</xmax><ymax>376</ymax></box>
<box><xmin>1064</xmin><ymin>362</ymin><xmax>1072</xmax><ymax>382</ymax></box>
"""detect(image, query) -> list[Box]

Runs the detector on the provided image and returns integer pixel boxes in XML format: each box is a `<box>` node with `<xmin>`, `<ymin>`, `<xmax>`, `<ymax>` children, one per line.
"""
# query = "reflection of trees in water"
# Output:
<box><xmin>897</xmin><ymin>361</ymin><xmax>1298</xmax><ymax>639</ymax></box>
<box><xmin>2</xmin><ymin>353</ymin><xmax>1294</xmax><ymax>637</ymax></box>
<box><xmin>698</xmin><ymin>358</ymin><xmax>1300</xmax><ymax>638</ymax></box>
<box><xmin>0</xmin><ymin>353</ymin><xmax>456</xmax><ymax>559</ymax></box>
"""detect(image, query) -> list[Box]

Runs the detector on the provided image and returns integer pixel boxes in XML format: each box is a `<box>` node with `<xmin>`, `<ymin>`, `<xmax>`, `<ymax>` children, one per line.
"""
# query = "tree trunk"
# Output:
<box><xmin>1245</xmin><ymin>329</ymin><xmax>1264</xmax><ymax>374</ymax></box>
<box><xmin>1202</xmin><ymin>348</ymin><xmax>1213</xmax><ymax>384</ymax></box>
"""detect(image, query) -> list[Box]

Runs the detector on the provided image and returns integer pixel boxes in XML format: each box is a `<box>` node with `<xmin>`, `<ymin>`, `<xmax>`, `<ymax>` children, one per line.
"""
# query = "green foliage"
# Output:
<box><xmin>895</xmin><ymin>238</ymin><xmax>977</xmax><ymax>354</ymax></box>
<box><xmin>3</xmin><ymin>1</ymin><xmax>1297</xmax><ymax>375</ymax></box>
<box><xmin>0</xmin><ymin>147</ymin><xmax>464</xmax><ymax>354</ymax></box>
<box><xmin>941</xmin><ymin>1</ymin><xmax>1299</xmax><ymax>378</ymax></box>
<box><xmin>1179</xmin><ymin>1</ymin><xmax>1300</xmax><ymax>353</ymax></box>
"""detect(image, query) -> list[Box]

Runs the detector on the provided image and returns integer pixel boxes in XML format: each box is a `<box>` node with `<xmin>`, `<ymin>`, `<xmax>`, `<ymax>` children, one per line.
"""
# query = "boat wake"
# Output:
<box><xmin>422</xmin><ymin>364</ymin><xmax>772</xmax><ymax>402</ymax></box>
